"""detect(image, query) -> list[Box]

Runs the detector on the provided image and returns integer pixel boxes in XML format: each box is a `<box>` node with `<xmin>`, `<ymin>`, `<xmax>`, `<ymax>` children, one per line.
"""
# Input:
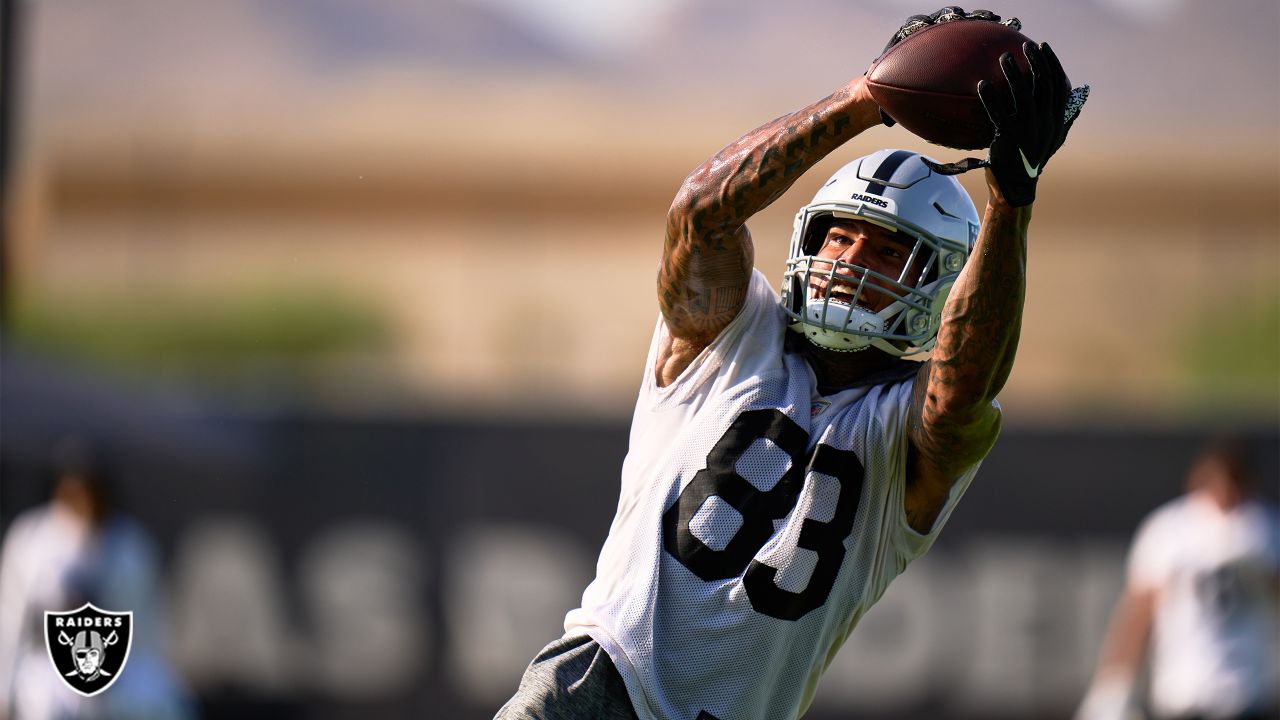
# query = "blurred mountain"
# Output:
<box><xmin>24</xmin><ymin>0</ymin><xmax>1279</xmax><ymax>137</ymax></box>
<box><xmin>25</xmin><ymin>0</ymin><xmax>573</xmax><ymax>124</ymax></box>
<box><xmin>638</xmin><ymin>0</ymin><xmax>1279</xmax><ymax>133</ymax></box>
<box><xmin>257</xmin><ymin>0</ymin><xmax>577</xmax><ymax>70</ymax></box>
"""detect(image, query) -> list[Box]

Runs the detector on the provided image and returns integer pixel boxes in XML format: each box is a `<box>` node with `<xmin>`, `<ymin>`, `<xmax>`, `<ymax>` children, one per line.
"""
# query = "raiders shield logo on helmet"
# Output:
<box><xmin>44</xmin><ymin>603</ymin><xmax>133</xmax><ymax>697</ymax></box>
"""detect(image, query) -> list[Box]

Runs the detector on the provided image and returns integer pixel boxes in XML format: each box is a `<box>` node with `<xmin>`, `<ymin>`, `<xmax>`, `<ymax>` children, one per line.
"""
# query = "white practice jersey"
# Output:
<box><xmin>564</xmin><ymin>269</ymin><xmax>986</xmax><ymax>720</ymax></box>
<box><xmin>1128</xmin><ymin>493</ymin><xmax>1280</xmax><ymax>718</ymax></box>
<box><xmin>0</xmin><ymin>505</ymin><xmax>92</xmax><ymax>720</ymax></box>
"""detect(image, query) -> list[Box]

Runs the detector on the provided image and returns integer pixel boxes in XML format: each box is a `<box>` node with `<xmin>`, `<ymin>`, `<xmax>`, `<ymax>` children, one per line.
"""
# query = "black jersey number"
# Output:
<box><xmin>661</xmin><ymin>409</ymin><xmax>865</xmax><ymax>621</ymax></box>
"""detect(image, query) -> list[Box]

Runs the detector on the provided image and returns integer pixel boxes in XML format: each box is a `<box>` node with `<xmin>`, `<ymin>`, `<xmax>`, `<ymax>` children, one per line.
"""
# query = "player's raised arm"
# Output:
<box><xmin>655</xmin><ymin>78</ymin><xmax>885</xmax><ymax>386</ymax></box>
<box><xmin>905</xmin><ymin>41</ymin><xmax>1089</xmax><ymax>531</ymax></box>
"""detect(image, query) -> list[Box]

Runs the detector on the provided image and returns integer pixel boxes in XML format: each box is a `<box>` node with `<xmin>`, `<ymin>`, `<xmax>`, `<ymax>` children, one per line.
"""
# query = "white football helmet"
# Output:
<box><xmin>781</xmin><ymin>149</ymin><xmax>979</xmax><ymax>356</ymax></box>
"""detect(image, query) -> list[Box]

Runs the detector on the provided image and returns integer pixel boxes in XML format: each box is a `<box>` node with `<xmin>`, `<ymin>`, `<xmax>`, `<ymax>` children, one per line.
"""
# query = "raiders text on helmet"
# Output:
<box><xmin>780</xmin><ymin>149</ymin><xmax>979</xmax><ymax>356</ymax></box>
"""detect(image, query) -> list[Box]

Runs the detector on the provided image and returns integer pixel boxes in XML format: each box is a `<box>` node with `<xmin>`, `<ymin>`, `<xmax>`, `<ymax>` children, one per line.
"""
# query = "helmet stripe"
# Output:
<box><xmin>863</xmin><ymin>150</ymin><xmax>914</xmax><ymax>196</ymax></box>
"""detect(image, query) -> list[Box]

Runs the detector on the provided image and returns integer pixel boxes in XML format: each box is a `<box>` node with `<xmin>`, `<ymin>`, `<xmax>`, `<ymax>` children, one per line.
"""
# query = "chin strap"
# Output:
<box><xmin>921</xmin><ymin>156</ymin><xmax>988</xmax><ymax>176</ymax></box>
<box><xmin>921</xmin><ymin>81</ymin><xmax>1090</xmax><ymax>190</ymax></box>
<box><xmin>922</xmin><ymin>83</ymin><xmax>1091</xmax><ymax>185</ymax></box>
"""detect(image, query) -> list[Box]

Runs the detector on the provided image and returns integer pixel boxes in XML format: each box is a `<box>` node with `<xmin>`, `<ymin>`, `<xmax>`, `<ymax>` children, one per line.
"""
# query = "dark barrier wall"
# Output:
<box><xmin>2</xmin><ymin>413</ymin><xmax>1277</xmax><ymax>720</ymax></box>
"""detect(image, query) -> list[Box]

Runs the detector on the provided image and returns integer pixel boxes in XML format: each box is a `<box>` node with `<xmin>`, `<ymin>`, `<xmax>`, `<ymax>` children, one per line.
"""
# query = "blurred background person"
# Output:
<box><xmin>0</xmin><ymin>436</ymin><xmax>194</xmax><ymax>720</ymax></box>
<box><xmin>1075</xmin><ymin>438</ymin><xmax>1280</xmax><ymax>720</ymax></box>
<box><xmin>0</xmin><ymin>437</ymin><xmax>99</xmax><ymax>719</ymax></box>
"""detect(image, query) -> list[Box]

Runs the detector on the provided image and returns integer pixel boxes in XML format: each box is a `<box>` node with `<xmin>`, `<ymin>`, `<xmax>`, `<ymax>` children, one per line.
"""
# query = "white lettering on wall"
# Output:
<box><xmin>442</xmin><ymin>523</ymin><xmax>592</xmax><ymax>704</ymax></box>
<box><xmin>168</xmin><ymin>519</ymin><xmax>294</xmax><ymax>691</ymax></box>
<box><xmin>297</xmin><ymin>522</ymin><xmax>426</xmax><ymax>698</ymax></box>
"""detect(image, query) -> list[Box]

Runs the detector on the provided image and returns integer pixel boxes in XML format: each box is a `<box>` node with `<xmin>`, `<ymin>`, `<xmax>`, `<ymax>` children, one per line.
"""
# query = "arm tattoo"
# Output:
<box><xmin>659</xmin><ymin>81</ymin><xmax>882</xmax><ymax>346</ymax></box>
<box><xmin>911</xmin><ymin>201</ymin><xmax>1030</xmax><ymax>476</ymax></box>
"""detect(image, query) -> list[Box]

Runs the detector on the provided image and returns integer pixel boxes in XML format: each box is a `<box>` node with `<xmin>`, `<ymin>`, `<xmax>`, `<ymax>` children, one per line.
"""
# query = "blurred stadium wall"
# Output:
<box><xmin>2</xmin><ymin>1</ymin><xmax>1277</xmax><ymax>718</ymax></box>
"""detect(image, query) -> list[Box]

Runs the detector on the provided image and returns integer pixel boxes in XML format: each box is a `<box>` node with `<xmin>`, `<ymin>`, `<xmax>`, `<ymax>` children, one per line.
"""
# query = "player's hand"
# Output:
<box><xmin>880</xmin><ymin>6</ymin><xmax>1018</xmax><ymax>54</ymax></box>
<box><xmin>872</xmin><ymin>7</ymin><xmax>1022</xmax><ymax>128</ymax></box>
<box><xmin>980</xmin><ymin>41</ymin><xmax>1089</xmax><ymax>207</ymax></box>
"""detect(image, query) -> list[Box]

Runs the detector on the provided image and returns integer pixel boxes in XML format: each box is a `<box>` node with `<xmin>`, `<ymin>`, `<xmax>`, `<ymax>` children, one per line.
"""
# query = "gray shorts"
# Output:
<box><xmin>495</xmin><ymin>634</ymin><xmax>640</xmax><ymax>720</ymax></box>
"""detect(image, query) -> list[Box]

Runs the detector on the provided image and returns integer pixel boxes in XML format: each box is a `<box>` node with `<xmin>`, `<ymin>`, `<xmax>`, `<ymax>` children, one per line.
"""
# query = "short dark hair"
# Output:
<box><xmin>1198</xmin><ymin>436</ymin><xmax>1254</xmax><ymax>489</ymax></box>
<box><xmin>47</xmin><ymin>435</ymin><xmax>116</xmax><ymax>521</ymax></box>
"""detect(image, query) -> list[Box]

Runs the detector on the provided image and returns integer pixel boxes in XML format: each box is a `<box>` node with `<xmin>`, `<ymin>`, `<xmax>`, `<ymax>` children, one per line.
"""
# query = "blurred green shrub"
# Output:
<box><xmin>1181</xmin><ymin>288</ymin><xmax>1280</xmax><ymax>404</ymax></box>
<box><xmin>11</xmin><ymin>286</ymin><xmax>389</xmax><ymax>374</ymax></box>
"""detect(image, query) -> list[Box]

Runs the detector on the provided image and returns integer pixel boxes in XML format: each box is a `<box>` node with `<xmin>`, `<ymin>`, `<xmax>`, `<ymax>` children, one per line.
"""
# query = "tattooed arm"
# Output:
<box><xmin>903</xmin><ymin>172</ymin><xmax>1028</xmax><ymax>533</ymax></box>
<box><xmin>900</xmin><ymin>37</ymin><xmax>1087</xmax><ymax>532</ymax></box>
<box><xmin>655</xmin><ymin>77</ymin><xmax>885</xmax><ymax>387</ymax></box>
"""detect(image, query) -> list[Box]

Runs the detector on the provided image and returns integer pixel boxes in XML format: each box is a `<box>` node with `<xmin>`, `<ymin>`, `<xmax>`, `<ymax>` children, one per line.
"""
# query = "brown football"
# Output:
<box><xmin>866</xmin><ymin>20</ymin><xmax>1062</xmax><ymax>150</ymax></box>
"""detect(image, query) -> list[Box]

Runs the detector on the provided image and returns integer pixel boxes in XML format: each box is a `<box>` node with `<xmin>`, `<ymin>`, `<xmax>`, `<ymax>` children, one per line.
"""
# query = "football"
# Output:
<box><xmin>866</xmin><ymin>20</ymin><xmax>1063</xmax><ymax>150</ymax></box>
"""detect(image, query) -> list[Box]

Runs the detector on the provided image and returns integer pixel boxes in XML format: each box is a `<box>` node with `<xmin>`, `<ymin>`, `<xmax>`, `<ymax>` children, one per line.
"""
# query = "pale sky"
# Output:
<box><xmin>464</xmin><ymin>0</ymin><xmax>686</xmax><ymax>56</ymax></box>
<box><xmin>462</xmin><ymin>0</ymin><xmax>1190</xmax><ymax>56</ymax></box>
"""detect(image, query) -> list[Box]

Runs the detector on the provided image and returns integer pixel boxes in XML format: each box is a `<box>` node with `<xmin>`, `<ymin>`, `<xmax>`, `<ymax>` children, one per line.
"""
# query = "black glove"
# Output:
<box><xmin>874</xmin><ymin>7</ymin><xmax>1022</xmax><ymax>128</ymax></box>
<box><xmin>978</xmin><ymin>42</ymin><xmax>1088</xmax><ymax>206</ymax></box>
<box><xmin>925</xmin><ymin>42</ymin><xmax>1090</xmax><ymax>207</ymax></box>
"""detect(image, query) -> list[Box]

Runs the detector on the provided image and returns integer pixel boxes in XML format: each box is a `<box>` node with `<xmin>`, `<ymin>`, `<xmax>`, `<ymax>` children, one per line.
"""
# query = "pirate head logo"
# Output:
<box><xmin>44</xmin><ymin>603</ymin><xmax>133</xmax><ymax>697</ymax></box>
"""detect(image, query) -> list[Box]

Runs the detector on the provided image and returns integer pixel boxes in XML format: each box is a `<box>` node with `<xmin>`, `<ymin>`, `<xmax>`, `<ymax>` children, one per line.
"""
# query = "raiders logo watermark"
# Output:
<box><xmin>44</xmin><ymin>603</ymin><xmax>133</xmax><ymax>697</ymax></box>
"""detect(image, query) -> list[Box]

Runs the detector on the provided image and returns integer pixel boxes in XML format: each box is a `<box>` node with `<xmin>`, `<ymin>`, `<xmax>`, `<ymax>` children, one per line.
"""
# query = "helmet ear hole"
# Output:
<box><xmin>919</xmin><ymin>258</ymin><xmax>940</xmax><ymax>288</ymax></box>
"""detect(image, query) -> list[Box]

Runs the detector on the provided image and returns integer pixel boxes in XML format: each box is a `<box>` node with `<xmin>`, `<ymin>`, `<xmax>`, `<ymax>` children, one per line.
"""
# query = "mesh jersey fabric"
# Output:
<box><xmin>563</xmin><ymin>269</ymin><xmax>988</xmax><ymax>720</ymax></box>
<box><xmin>1126</xmin><ymin>495</ymin><xmax>1280</xmax><ymax>718</ymax></box>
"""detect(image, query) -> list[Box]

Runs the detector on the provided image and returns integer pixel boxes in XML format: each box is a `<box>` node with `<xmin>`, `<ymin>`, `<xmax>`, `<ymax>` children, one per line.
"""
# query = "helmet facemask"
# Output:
<box><xmin>782</xmin><ymin>205</ymin><xmax>967</xmax><ymax>357</ymax></box>
<box><xmin>778</xmin><ymin>150</ymin><xmax>967</xmax><ymax>356</ymax></box>
<box><xmin>781</xmin><ymin>150</ymin><xmax>977</xmax><ymax>357</ymax></box>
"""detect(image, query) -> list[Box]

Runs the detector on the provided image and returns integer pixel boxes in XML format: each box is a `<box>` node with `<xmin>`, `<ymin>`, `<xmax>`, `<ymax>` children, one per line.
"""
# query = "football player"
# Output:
<box><xmin>1075</xmin><ymin>439</ymin><xmax>1280</xmax><ymax>720</ymax></box>
<box><xmin>497</xmin><ymin>8</ymin><xmax>1087</xmax><ymax>720</ymax></box>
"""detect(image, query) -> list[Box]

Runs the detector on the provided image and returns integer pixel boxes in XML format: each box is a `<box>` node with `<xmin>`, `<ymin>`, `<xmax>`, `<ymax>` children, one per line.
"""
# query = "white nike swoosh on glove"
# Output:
<box><xmin>1019</xmin><ymin>149</ymin><xmax>1040</xmax><ymax>178</ymax></box>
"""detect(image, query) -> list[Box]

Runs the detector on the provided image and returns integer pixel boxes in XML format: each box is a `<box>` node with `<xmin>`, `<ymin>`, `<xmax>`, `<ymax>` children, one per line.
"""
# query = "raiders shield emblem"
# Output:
<box><xmin>44</xmin><ymin>603</ymin><xmax>133</xmax><ymax>697</ymax></box>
